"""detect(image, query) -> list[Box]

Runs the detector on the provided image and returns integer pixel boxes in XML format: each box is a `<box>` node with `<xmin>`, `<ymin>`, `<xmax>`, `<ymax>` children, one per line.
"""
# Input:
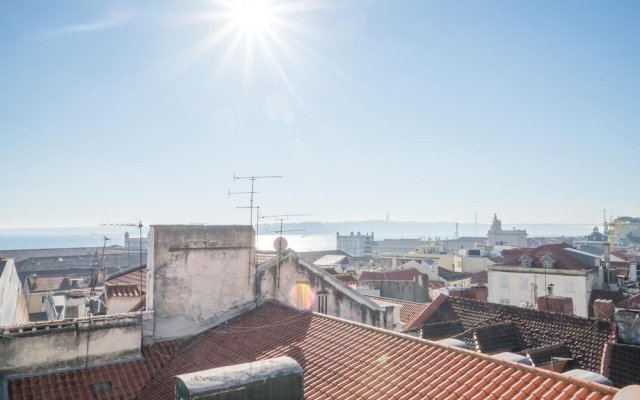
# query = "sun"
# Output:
<box><xmin>229</xmin><ymin>0</ymin><xmax>275</xmax><ymax>35</ymax></box>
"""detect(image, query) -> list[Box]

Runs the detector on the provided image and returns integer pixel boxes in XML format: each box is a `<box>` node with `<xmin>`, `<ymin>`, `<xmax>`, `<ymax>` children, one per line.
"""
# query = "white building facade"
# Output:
<box><xmin>487</xmin><ymin>265</ymin><xmax>596</xmax><ymax>317</ymax></box>
<box><xmin>336</xmin><ymin>231</ymin><xmax>375</xmax><ymax>257</ymax></box>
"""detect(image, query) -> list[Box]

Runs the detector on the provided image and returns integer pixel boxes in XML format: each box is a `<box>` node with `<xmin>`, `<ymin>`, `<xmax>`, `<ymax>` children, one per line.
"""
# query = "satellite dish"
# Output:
<box><xmin>273</xmin><ymin>236</ymin><xmax>288</xmax><ymax>252</ymax></box>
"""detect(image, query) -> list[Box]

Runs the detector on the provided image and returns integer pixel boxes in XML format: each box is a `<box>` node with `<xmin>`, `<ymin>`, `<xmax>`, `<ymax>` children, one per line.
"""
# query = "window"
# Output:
<box><xmin>565</xmin><ymin>282</ymin><xmax>575</xmax><ymax>293</ymax></box>
<box><xmin>522</xmin><ymin>259</ymin><xmax>531</xmax><ymax>267</ymax></box>
<box><xmin>317</xmin><ymin>292</ymin><xmax>328</xmax><ymax>314</ymax></box>
<box><xmin>65</xmin><ymin>305</ymin><xmax>79</xmax><ymax>319</ymax></box>
<box><xmin>500</xmin><ymin>276</ymin><xmax>509</xmax><ymax>288</ymax></box>
<box><xmin>543</xmin><ymin>260</ymin><xmax>553</xmax><ymax>268</ymax></box>
<box><xmin>520</xmin><ymin>278</ymin><xmax>529</xmax><ymax>289</ymax></box>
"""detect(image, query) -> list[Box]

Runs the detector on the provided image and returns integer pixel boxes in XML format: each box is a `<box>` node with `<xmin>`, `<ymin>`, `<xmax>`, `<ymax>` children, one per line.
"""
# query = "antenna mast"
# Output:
<box><xmin>230</xmin><ymin>174</ymin><xmax>283</xmax><ymax>285</ymax></box>
<box><xmin>261</xmin><ymin>213</ymin><xmax>311</xmax><ymax>288</ymax></box>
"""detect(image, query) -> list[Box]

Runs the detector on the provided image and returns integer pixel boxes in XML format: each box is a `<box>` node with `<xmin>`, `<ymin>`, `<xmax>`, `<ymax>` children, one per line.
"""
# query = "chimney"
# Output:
<box><xmin>174</xmin><ymin>357</ymin><xmax>303</xmax><ymax>400</ymax></box>
<box><xmin>537</xmin><ymin>295</ymin><xmax>573</xmax><ymax>315</ymax></box>
<box><xmin>630</xmin><ymin>262</ymin><xmax>638</xmax><ymax>283</ymax></box>
<box><xmin>593</xmin><ymin>299</ymin><xmax>615</xmax><ymax>320</ymax></box>
<box><xmin>28</xmin><ymin>274</ymin><xmax>38</xmax><ymax>290</ymax></box>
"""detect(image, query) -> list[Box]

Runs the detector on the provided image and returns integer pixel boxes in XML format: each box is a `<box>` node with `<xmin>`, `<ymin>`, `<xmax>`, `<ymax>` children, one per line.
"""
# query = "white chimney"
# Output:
<box><xmin>630</xmin><ymin>262</ymin><xmax>638</xmax><ymax>283</ymax></box>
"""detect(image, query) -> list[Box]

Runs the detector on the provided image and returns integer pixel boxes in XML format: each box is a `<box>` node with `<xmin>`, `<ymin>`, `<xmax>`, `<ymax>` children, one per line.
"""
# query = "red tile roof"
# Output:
<box><xmin>365</xmin><ymin>295</ymin><xmax>430</xmax><ymax>328</ymax></box>
<box><xmin>358</xmin><ymin>268</ymin><xmax>422</xmax><ymax>282</ymax></box>
<box><xmin>106</xmin><ymin>283</ymin><xmax>141</xmax><ymax>297</ymax></box>
<box><xmin>9</xmin><ymin>301</ymin><xmax>619</xmax><ymax>400</ymax></box>
<box><xmin>8</xmin><ymin>340</ymin><xmax>184</xmax><ymax>400</ymax></box>
<box><xmin>107</xmin><ymin>265</ymin><xmax>146</xmax><ymax>293</ymax></box>
<box><xmin>334</xmin><ymin>273</ymin><xmax>358</xmax><ymax>285</ymax></box>
<box><xmin>499</xmin><ymin>244</ymin><xmax>594</xmax><ymax>270</ymax></box>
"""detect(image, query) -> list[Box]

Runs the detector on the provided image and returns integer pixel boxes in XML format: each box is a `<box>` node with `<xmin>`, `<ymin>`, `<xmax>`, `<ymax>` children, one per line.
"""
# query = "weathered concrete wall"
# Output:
<box><xmin>107</xmin><ymin>296</ymin><xmax>140</xmax><ymax>314</ymax></box>
<box><xmin>0</xmin><ymin>315</ymin><xmax>141</xmax><ymax>376</ymax></box>
<box><xmin>258</xmin><ymin>254</ymin><xmax>395</xmax><ymax>330</ymax></box>
<box><xmin>147</xmin><ymin>225</ymin><xmax>256</xmax><ymax>340</ymax></box>
<box><xmin>615</xmin><ymin>309</ymin><xmax>640</xmax><ymax>345</ymax></box>
<box><xmin>0</xmin><ymin>259</ymin><xmax>29</xmax><ymax>326</ymax></box>
<box><xmin>360</xmin><ymin>280</ymin><xmax>430</xmax><ymax>303</ymax></box>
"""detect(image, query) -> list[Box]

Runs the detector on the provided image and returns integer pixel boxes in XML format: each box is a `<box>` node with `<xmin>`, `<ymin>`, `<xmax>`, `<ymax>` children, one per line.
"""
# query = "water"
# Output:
<box><xmin>0</xmin><ymin>224</ymin><xmax>591</xmax><ymax>252</ymax></box>
<box><xmin>0</xmin><ymin>227</ymin><xmax>335</xmax><ymax>252</ymax></box>
<box><xmin>0</xmin><ymin>227</ymin><xmax>130</xmax><ymax>250</ymax></box>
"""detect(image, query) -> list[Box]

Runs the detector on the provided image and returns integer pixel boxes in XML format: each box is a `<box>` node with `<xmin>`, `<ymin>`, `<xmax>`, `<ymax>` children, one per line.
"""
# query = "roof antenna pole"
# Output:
<box><xmin>261</xmin><ymin>213</ymin><xmax>311</xmax><ymax>288</ymax></box>
<box><xmin>231</xmin><ymin>174</ymin><xmax>283</xmax><ymax>286</ymax></box>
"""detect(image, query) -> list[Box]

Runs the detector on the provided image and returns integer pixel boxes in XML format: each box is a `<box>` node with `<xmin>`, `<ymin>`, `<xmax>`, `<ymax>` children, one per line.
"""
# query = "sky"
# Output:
<box><xmin>1</xmin><ymin>0</ymin><xmax>639</xmax><ymax>229</ymax></box>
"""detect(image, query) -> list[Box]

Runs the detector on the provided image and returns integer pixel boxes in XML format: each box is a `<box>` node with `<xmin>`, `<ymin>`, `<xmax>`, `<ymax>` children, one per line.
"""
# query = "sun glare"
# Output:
<box><xmin>230</xmin><ymin>0</ymin><xmax>274</xmax><ymax>35</ymax></box>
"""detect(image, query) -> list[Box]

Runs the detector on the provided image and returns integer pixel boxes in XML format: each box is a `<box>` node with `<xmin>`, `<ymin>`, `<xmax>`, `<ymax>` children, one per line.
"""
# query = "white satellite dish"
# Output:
<box><xmin>273</xmin><ymin>236</ymin><xmax>288</xmax><ymax>252</ymax></box>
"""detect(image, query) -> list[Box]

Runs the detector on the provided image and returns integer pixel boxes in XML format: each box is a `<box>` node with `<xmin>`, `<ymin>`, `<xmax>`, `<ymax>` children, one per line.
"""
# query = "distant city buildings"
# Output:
<box><xmin>2</xmin><ymin>224</ymin><xmax>640</xmax><ymax>398</ymax></box>
<box><xmin>487</xmin><ymin>213</ymin><xmax>528</xmax><ymax>247</ymax></box>
<box><xmin>335</xmin><ymin>231</ymin><xmax>375</xmax><ymax>257</ymax></box>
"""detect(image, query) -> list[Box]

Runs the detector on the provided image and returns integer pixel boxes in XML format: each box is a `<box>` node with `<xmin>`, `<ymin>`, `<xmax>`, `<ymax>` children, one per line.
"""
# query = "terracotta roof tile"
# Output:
<box><xmin>499</xmin><ymin>243</ymin><xmax>594</xmax><ymax>270</ymax></box>
<box><xmin>365</xmin><ymin>295</ymin><xmax>430</xmax><ymax>329</ymax></box>
<box><xmin>105</xmin><ymin>283</ymin><xmax>141</xmax><ymax>297</ymax></box>
<box><xmin>334</xmin><ymin>273</ymin><xmax>358</xmax><ymax>285</ymax></box>
<box><xmin>9</xmin><ymin>301</ymin><xmax>620</xmax><ymax>400</ymax></box>
<box><xmin>106</xmin><ymin>265</ymin><xmax>146</xmax><ymax>293</ymax></box>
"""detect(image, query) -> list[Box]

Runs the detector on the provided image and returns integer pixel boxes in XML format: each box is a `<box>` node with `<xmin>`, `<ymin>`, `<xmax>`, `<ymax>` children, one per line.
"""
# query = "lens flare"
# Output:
<box><xmin>290</xmin><ymin>281</ymin><xmax>316</xmax><ymax>310</ymax></box>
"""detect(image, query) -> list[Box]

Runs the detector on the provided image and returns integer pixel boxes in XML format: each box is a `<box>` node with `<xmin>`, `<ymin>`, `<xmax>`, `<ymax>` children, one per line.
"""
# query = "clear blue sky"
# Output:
<box><xmin>1</xmin><ymin>0</ymin><xmax>639</xmax><ymax>228</ymax></box>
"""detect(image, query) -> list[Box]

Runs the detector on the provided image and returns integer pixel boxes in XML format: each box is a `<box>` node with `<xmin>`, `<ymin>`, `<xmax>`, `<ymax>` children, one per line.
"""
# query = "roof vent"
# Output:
<box><xmin>562</xmin><ymin>369</ymin><xmax>613</xmax><ymax>386</ymax></box>
<box><xmin>90</xmin><ymin>381</ymin><xmax>113</xmax><ymax>394</ymax></box>
<box><xmin>492</xmin><ymin>352</ymin><xmax>532</xmax><ymax>365</ymax></box>
<box><xmin>174</xmin><ymin>356</ymin><xmax>303</xmax><ymax>400</ymax></box>
<box><xmin>435</xmin><ymin>338</ymin><xmax>470</xmax><ymax>349</ymax></box>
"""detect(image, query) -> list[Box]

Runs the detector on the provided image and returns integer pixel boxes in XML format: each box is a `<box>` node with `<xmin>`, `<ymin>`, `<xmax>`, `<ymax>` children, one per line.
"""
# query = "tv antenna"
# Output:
<box><xmin>230</xmin><ymin>174</ymin><xmax>282</xmax><ymax>285</ymax></box>
<box><xmin>231</xmin><ymin>174</ymin><xmax>282</xmax><ymax>227</ymax></box>
<box><xmin>261</xmin><ymin>213</ymin><xmax>311</xmax><ymax>288</ymax></box>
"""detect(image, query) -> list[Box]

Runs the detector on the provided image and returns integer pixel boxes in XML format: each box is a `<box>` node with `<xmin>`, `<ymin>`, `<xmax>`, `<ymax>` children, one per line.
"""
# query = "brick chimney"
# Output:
<box><xmin>449</xmin><ymin>286</ymin><xmax>488</xmax><ymax>302</ymax></box>
<box><xmin>593</xmin><ymin>299</ymin><xmax>615</xmax><ymax>320</ymax></box>
<box><xmin>537</xmin><ymin>296</ymin><xmax>573</xmax><ymax>315</ymax></box>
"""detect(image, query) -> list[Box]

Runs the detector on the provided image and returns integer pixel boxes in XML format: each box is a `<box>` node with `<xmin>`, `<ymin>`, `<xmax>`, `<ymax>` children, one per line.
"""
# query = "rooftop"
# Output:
<box><xmin>106</xmin><ymin>264</ymin><xmax>147</xmax><ymax>293</ymax></box>
<box><xmin>8</xmin><ymin>301</ymin><xmax>620</xmax><ymax>400</ymax></box>
<box><xmin>498</xmin><ymin>243</ymin><xmax>596</xmax><ymax>271</ymax></box>
<box><xmin>365</xmin><ymin>295</ymin><xmax>430</xmax><ymax>330</ymax></box>
<box><xmin>420</xmin><ymin>295</ymin><xmax>617</xmax><ymax>375</ymax></box>
<box><xmin>358</xmin><ymin>268</ymin><xmax>422</xmax><ymax>282</ymax></box>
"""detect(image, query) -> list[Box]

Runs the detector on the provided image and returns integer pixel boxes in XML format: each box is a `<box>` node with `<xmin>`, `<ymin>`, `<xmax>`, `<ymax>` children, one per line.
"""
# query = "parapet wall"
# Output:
<box><xmin>147</xmin><ymin>225</ymin><xmax>256</xmax><ymax>340</ymax></box>
<box><xmin>0</xmin><ymin>314</ymin><xmax>142</xmax><ymax>377</ymax></box>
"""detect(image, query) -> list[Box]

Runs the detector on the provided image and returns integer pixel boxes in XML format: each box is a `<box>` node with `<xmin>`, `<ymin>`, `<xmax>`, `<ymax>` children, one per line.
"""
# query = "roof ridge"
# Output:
<box><xmin>306</xmin><ymin>303</ymin><xmax>618</xmax><ymax>395</ymax></box>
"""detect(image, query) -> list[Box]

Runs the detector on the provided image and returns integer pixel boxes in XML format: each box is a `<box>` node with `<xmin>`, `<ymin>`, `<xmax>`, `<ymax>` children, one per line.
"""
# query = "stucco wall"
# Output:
<box><xmin>258</xmin><ymin>255</ymin><xmax>394</xmax><ymax>330</ymax></box>
<box><xmin>147</xmin><ymin>225</ymin><xmax>256</xmax><ymax>340</ymax></box>
<box><xmin>0</xmin><ymin>259</ymin><xmax>29</xmax><ymax>326</ymax></box>
<box><xmin>461</xmin><ymin>256</ymin><xmax>494</xmax><ymax>273</ymax></box>
<box><xmin>360</xmin><ymin>280</ymin><xmax>430</xmax><ymax>303</ymax></box>
<box><xmin>0</xmin><ymin>315</ymin><xmax>141</xmax><ymax>376</ymax></box>
<box><xmin>487</xmin><ymin>267</ymin><xmax>594</xmax><ymax>317</ymax></box>
<box><xmin>107</xmin><ymin>297</ymin><xmax>140</xmax><ymax>314</ymax></box>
